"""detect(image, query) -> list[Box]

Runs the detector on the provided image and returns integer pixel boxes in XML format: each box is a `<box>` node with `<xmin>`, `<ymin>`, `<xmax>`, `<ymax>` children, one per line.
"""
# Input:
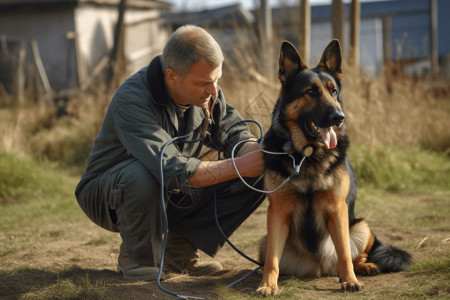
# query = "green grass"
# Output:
<box><xmin>0</xmin><ymin>150</ymin><xmax>80</xmax><ymax>233</ymax></box>
<box><xmin>20</xmin><ymin>277</ymin><xmax>106</xmax><ymax>300</ymax></box>
<box><xmin>3</xmin><ymin>142</ymin><xmax>447</xmax><ymax>205</ymax></box>
<box><xmin>0</xmin><ymin>144</ymin><xmax>449</xmax><ymax>299</ymax></box>
<box><xmin>0</xmin><ymin>150</ymin><xmax>76</xmax><ymax>205</ymax></box>
<box><xmin>349</xmin><ymin>143</ymin><xmax>450</xmax><ymax>194</ymax></box>
<box><xmin>0</xmin><ymin>266</ymin><xmax>112</xmax><ymax>300</ymax></box>
<box><xmin>408</xmin><ymin>256</ymin><xmax>450</xmax><ymax>278</ymax></box>
<box><xmin>402</xmin><ymin>256</ymin><xmax>450</xmax><ymax>298</ymax></box>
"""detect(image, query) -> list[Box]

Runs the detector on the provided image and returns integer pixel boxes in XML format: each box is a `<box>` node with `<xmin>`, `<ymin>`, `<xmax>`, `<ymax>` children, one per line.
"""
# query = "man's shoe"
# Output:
<box><xmin>184</xmin><ymin>258</ymin><xmax>223</xmax><ymax>276</ymax></box>
<box><xmin>164</xmin><ymin>231</ymin><xmax>223</xmax><ymax>276</ymax></box>
<box><xmin>117</xmin><ymin>263</ymin><xmax>162</xmax><ymax>281</ymax></box>
<box><xmin>117</xmin><ymin>243</ymin><xmax>164</xmax><ymax>281</ymax></box>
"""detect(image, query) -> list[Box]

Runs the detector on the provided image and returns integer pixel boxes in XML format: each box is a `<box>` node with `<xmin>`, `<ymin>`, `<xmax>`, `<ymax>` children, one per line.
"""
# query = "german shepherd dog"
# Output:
<box><xmin>256</xmin><ymin>40</ymin><xmax>411</xmax><ymax>296</ymax></box>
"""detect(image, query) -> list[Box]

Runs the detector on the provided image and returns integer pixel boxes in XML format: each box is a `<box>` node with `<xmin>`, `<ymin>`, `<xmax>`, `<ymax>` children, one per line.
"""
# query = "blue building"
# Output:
<box><xmin>274</xmin><ymin>0</ymin><xmax>449</xmax><ymax>77</ymax></box>
<box><xmin>164</xmin><ymin>0</ymin><xmax>450</xmax><ymax>78</ymax></box>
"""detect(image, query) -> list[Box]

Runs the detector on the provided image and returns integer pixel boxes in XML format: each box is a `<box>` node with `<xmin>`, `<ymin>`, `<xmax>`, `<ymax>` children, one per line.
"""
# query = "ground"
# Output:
<box><xmin>1</xmin><ymin>191</ymin><xmax>449</xmax><ymax>300</ymax></box>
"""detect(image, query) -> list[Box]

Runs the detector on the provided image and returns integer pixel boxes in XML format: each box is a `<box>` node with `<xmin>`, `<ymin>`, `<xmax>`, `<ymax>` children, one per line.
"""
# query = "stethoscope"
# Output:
<box><xmin>229</xmin><ymin>119</ymin><xmax>314</xmax><ymax>194</ymax></box>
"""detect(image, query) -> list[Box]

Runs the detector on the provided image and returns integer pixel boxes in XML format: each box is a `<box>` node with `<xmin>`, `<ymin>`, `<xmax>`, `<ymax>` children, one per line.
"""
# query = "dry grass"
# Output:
<box><xmin>341</xmin><ymin>65</ymin><xmax>450</xmax><ymax>151</ymax></box>
<box><xmin>222</xmin><ymin>60</ymin><xmax>450</xmax><ymax>153</ymax></box>
<box><xmin>0</xmin><ymin>88</ymin><xmax>110</xmax><ymax>173</ymax></box>
<box><xmin>1</xmin><ymin>48</ymin><xmax>449</xmax><ymax>300</ymax></box>
<box><xmin>0</xmin><ymin>51</ymin><xmax>449</xmax><ymax>172</ymax></box>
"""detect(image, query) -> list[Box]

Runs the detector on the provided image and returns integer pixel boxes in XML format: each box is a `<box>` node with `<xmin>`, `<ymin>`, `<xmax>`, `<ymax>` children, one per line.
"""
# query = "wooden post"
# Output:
<box><xmin>16</xmin><ymin>41</ymin><xmax>26</xmax><ymax>105</ymax></box>
<box><xmin>66</xmin><ymin>31</ymin><xmax>87</xmax><ymax>86</ymax></box>
<box><xmin>0</xmin><ymin>34</ymin><xmax>8</xmax><ymax>56</ymax></box>
<box><xmin>383</xmin><ymin>15</ymin><xmax>393</xmax><ymax>92</ymax></box>
<box><xmin>349</xmin><ymin>0</ymin><xmax>360</xmax><ymax>69</ymax></box>
<box><xmin>108</xmin><ymin>0</ymin><xmax>127</xmax><ymax>89</ymax></box>
<box><xmin>430</xmin><ymin>0</ymin><xmax>439</xmax><ymax>79</ymax></box>
<box><xmin>331</xmin><ymin>0</ymin><xmax>345</xmax><ymax>54</ymax></box>
<box><xmin>299</xmin><ymin>0</ymin><xmax>311</xmax><ymax>65</ymax></box>
<box><xmin>383</xmin><ymin>15</ymin><xmax>391</xmax><ymax>65</ymax></box>
<box><xmin>30</xmin><ymin>39</ymin><xmax>53</xmax><ymax>104</ymax></box>
<box><xmin>260</xmin><ymin>0</ymin><xmax>273</xmax><ymax>75</ymax></box>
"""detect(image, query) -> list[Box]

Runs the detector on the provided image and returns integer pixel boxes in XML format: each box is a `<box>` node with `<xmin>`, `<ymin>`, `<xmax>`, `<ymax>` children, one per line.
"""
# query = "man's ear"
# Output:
<box><xmin>165</xmin><ymin>68</ymin><xmax>178</xmax><ymax>86</ymax></box>
<box><xmin>278</xmin><ymin>41</ymin><xmax>307</xmax><ymax>85</ymax></box>
<box><xmin>318</xmin><ymin>39</ymin><xmax>343</xmax><ymax>82</ymax></box>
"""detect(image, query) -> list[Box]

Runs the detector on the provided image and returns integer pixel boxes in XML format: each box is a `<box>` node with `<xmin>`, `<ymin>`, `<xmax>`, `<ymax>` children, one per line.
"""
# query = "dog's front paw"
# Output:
<box><xmin>340</xmin><ymin>279</ymin><xmax>364</xmax><ymax>292</ymax></box>
<box><xmin>256</xmin><ymin>284</ymin><xmax>279</xmax><ymax>296</ymax></box>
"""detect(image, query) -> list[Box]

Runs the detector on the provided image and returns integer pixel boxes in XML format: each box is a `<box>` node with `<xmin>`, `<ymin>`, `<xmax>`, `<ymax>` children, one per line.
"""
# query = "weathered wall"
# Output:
<box><xmin>75</xmin><ymin>6</ymin><xmax>169</xmax><ymax>76</ymax></box>
<box><xmin>0</xmin><ymin>5</ymin><xmax>77</xmax><ymax>91</ymax></box>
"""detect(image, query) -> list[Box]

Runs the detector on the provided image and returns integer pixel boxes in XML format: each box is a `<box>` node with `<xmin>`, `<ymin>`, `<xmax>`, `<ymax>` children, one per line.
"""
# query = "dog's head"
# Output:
<box><xmin>273</xmin><ymin>40</ymin><xmax>345</xmax><ymax>151</ymax></box>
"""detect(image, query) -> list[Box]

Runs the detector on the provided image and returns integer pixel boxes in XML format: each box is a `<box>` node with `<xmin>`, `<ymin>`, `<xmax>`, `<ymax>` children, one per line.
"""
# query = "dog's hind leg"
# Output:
<box><xmin>349</xmin><ymin>220</ymin><xmax>382</xmax><ymax>276</ymax></box>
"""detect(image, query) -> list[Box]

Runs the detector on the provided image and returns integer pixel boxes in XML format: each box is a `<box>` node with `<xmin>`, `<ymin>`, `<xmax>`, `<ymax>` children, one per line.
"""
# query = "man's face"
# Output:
<box><xmin>167</xmin><ymin>60</ymin><xmax>222</xmax><ymax>108</ymax></box>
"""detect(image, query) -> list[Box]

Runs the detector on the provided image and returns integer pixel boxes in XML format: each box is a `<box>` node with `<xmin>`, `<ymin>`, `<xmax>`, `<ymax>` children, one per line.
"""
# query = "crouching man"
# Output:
<box><xmin>75</xmin><ymin>25</ymin><xmax>265</xmax><ymax>280</ymax></box>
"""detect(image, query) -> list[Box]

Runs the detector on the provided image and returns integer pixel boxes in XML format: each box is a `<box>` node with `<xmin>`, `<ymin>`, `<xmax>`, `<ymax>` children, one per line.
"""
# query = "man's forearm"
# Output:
<box><xmin>188</xmin><ymin>145</ymin><xmax>264</xmax><ymax>187</ymax></box>
<box><xmin>188</xmin><ymin>141</ymin><xmax>264</xmax><ymax>188</ymax></box>
<box><xmin>188</xmin><ymin>159</ymin><xmax>238</xmax><ymax>188</ymax></box>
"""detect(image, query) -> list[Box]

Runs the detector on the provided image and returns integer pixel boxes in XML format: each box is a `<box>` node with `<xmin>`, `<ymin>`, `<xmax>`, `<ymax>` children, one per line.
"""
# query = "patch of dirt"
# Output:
<box><xmin>1</xmin><ymin>194</ymin><xmax>449</xmax><ymax>300</ymax></box>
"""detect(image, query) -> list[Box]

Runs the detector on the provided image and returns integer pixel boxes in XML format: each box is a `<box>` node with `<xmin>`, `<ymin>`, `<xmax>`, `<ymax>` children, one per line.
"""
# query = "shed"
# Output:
<box><xmin>162</xmin><ymin>4</ymin><xmax>256</xmax><ymax>53</ymax></box>
<box><xmin>0</xmin><ymin>0</ymin><xmax>171</xmax><ymax>98</ymax></box>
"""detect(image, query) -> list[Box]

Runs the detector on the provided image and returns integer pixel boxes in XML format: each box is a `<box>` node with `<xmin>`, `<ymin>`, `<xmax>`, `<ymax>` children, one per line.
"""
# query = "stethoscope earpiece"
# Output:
<box><xmin>302</xmin><ymin>145</ymin><xmax>314</xmax><ymax>158</ymax></box>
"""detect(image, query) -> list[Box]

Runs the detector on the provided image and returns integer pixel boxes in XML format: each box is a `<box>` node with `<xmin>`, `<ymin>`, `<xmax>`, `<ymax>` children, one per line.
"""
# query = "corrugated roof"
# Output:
<box><xmin>162</xmin><ymin>4</ymin><xmax>254</xmax><ymax>28</ymax></box>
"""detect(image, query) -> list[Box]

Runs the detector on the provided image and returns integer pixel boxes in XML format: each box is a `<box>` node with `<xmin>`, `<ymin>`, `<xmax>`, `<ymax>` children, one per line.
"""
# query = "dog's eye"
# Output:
<box><xmin>331</xmin><ymin>88</ymin><xmax>338</xmax><ymax>96</ymax></box>
<box><xmin>306</xmin><ymin>89</ymin><xmax>316</xmax><ymax>96</ymax></box>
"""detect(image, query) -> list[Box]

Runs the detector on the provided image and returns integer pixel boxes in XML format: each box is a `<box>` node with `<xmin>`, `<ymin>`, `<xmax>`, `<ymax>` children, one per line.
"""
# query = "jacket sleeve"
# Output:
<box><xmin>112</xmin><ymin>101</ymin><xmax>202</xmax><ymax>194</ymax></box>
<box><xmin>207</xmin><ymin>89</ymin><xmax>255</xmax><ymax>158</ymax></box>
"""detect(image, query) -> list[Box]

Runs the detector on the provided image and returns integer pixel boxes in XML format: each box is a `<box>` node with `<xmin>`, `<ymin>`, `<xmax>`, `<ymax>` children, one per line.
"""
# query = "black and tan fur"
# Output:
<box><xmin>256</xmin><ymin>40</ymin><xmax>411</xmax><ymax>296</ymax></box>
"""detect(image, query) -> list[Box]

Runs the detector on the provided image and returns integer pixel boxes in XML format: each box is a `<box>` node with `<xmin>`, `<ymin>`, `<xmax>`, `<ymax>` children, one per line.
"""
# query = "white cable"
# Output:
<box><xmin>231</xmin><ymin>139</ymin><xmax>305</xmax><ymax>194</ymax></box>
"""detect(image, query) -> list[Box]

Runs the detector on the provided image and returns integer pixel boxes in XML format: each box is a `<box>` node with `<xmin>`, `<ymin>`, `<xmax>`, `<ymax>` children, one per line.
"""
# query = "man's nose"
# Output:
<box><xmin>206</xmin><ymin>82</ymin><xmax>218</xmax><ymax>97</ymax></box>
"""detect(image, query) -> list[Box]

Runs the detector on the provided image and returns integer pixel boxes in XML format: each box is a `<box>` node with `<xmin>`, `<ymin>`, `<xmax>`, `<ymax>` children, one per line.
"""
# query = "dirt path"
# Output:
<box><xmin>1</xmin><ymin>194</ymin><xmax>449</xmax><ymax>299</ymax></box>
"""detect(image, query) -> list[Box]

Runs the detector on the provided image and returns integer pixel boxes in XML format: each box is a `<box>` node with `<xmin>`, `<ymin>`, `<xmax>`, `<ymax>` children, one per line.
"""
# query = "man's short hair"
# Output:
<box><xmin>162</xmin><ymin>25</ymin><xmax>224</xmax><ymax>77</ymax></box>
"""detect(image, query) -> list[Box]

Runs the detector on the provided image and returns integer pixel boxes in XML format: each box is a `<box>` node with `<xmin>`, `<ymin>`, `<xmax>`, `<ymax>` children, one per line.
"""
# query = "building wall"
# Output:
<box><xmin>0</xmin><ymin>5</ymin><xmax>77</xmax><ymax>91</ymax></box>
<box><xmin>0</xmin><ymin>3</ymin><xmax>170</xmax><ymax>94</ymax></box>
<box><xmin>75</xmin><ymin>6</ymin><xmax>169</xmax><ymax>76</ymax></box>
<box><xmin>272</xmin><ymin>17</ymin><xmax>384</xmax><ymax>76</ymax></box>
<box><xmin>269</xmin><ymin>0</ymin><xmax>449</xmax><ymax>78</ymax></box>
<box><xmin>74</xmin><ymin>5</ymin><xmax>117</xmax><ymax>73</ymax></box>
<box><xmin>124</xmin><ymin>9</ymin><xmax>169</xmax><ymax>73</ymax></box>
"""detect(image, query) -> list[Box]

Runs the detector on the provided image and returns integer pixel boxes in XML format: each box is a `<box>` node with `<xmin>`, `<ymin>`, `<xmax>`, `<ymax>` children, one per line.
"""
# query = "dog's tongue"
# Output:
<box><xmin>319</xmin><ymin>127</ymin><xmax>337</xmax><ymax>149</ymax></box>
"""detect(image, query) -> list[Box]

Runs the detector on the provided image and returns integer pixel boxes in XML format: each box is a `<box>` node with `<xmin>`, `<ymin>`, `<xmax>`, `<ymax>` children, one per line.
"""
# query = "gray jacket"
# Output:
<box><xmin>75</xmin><ymin>56</ymin><xmax>253</xmax><ymax>197</ymax></box>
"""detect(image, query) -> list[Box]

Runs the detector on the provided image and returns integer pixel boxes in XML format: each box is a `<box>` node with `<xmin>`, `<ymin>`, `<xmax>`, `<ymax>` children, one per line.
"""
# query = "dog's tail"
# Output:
<box><xmin>367</xmin><ymin>236</ymin><xmax>412</xmax><ymax>273</ymax></box>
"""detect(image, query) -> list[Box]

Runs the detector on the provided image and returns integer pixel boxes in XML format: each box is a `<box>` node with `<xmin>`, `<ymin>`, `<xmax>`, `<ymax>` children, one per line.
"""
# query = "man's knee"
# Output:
<box><xmin>115</xmin><ymin>161</ymin><xmax>160</xmax><ymax>212</ymax></box>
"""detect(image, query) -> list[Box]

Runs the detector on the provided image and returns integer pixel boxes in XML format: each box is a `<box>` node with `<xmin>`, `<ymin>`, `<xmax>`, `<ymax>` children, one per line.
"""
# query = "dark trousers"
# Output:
<box><xmin>76</xmin><ymin>158</ymin><xmax>265</xmax><ymax>266</ymax></box>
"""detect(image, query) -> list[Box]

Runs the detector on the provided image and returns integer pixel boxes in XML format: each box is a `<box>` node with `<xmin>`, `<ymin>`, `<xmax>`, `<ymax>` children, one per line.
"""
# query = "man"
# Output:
<box><xmin>75</xmin><ymin>25</ymin><xmax>265</xmax><ymax>281</ymax></box>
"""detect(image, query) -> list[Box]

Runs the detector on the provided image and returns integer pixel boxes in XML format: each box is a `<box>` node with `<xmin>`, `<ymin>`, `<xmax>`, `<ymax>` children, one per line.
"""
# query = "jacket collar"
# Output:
<box><xmin>146</xmin><ymin>55</ymin><xmax>170</xmax><ymax>106</ymax></box>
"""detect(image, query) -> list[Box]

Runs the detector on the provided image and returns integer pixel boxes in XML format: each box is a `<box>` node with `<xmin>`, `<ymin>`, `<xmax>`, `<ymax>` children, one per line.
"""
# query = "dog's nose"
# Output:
<box><xmin>330</xmin><ymin>111</ymin><xmax>345</xmax><ymax>127</ymax></box>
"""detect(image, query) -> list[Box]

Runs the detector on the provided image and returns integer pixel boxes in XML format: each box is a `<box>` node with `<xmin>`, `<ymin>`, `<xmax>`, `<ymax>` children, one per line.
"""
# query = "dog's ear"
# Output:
<box><xmin>318</xmin><ymin>39</ymin><xmax>343</xmax><ymax>82</ymax></box>
<box><xmin>278</xmin><ymin>41</ymin><xmax>307</xmax><ymax>85</ymax></box>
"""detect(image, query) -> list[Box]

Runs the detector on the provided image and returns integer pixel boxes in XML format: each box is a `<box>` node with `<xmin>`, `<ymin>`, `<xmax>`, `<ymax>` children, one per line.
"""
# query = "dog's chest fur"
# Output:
<box><xmin>288</xmin><ymin>190</ymin><xmax>330</xmax><ymax>259</ymax></box>
<box><xmin>264</xmin><ymin>140</ymin><xmax>350</xmax><ymax>260</ymax></box>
